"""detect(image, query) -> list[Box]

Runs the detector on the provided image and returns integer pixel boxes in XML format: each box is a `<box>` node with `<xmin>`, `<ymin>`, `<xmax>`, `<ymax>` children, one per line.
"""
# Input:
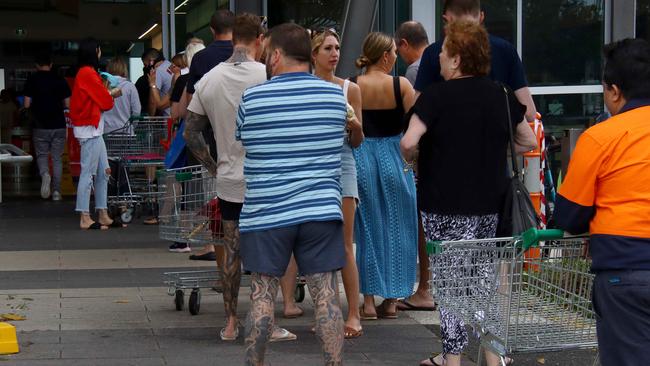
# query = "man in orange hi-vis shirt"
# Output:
<box><xmin>555</xmin><ymin>38</ymin><xmax>650</xmax><ymax>366</ymax></box>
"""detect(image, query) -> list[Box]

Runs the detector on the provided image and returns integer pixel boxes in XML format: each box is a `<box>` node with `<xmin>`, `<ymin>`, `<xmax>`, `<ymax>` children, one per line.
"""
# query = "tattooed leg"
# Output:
<box><xmin>245</xmin><ymin>272</ymin><xmax>279</xmax><ymax>366</ymax></box>
<box><xmin>221</xmin><ymin>220</ymin><xmax>241</xmax><ymax>337</ymax></box>
<box><xmin>306</xmin><ymin>271</ymin><xmax>344</xmax><ymax>366</ymax></box>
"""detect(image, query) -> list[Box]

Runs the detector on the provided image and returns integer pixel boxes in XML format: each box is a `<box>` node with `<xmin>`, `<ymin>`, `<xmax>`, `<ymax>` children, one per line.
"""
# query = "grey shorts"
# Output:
<box><xmin>341</xmin><ymin>143</ymin><xmax>359</xmax><ymax>200</ymax></box>
<box><xmin>240</xmin><ymin>220</ymin><xmax>345</xmax><ymax>277</ymax></box>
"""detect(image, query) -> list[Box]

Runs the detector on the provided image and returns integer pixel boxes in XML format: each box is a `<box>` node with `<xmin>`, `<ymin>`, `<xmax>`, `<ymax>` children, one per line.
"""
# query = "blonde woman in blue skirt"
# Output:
<box><xmin>350</xmin><ymin>32</ymin><xmax>418</xmax><ymax>320</ymax></box>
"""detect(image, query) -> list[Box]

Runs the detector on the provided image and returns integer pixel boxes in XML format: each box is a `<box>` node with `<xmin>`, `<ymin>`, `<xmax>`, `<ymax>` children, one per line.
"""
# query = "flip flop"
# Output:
<box><xmin>344</xmin><ymin>326</ymin><xmax>363</xmax><ymax>339</ymax></box>
<box><xmin>82</xmin><ymin>222</ymin><xmax>106</xmax><ymax>230</ymax></box>
<box><xmin>107</xmin><ymin>221</ymin><xmax>126</xmax><ymax>228</ymax></box>
<box><xmin>397</xmin><ymin>299</ymin><xmax>436</xmax><ymax>311</ymax></box>
<box><xmin>143</xmin><ymin>217</ymin><xmax>159</xmax><ymax>225</ymax></box>
<box><xmin>376</xmin><ymin>300</ymin><xmax>398</xmax><ymax>319</ymax></box>
<box><xmin>269</xmin><ymin>327</ymin><xmax>297</xmax><ymax>342</ymax></box>
<box><xmin>419</xmin><ymin>356</ymin><xmax>443</xmax><ymax>366</ymax></box>
<box><xmin>359</xmin><ymin>306</ymin><xmax>378</xmax><ymax>320</ymax></box>
<box><xmin>220</xmin><ymin>327</ymin><xmax>239</xmax><ymax>341</ymax></box>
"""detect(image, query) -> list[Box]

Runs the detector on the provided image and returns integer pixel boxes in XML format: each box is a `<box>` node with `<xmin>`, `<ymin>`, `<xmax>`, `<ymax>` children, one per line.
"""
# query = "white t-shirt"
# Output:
<box><xmin>74</xmin><ymin>113</ymin><xmax>105</xmax><ymax>139</ymax></box>
<box><xmin>187</xmin><ymin>61</ymin><xmax>266</xmax><ymax>203</ymax></box>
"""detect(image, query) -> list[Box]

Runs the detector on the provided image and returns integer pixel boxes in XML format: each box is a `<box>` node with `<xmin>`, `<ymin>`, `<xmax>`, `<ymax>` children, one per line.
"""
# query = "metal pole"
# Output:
<box><xmin>337</xmin><ymin>0</ymin><xmax>379</xmax><ymax>78</ymax></box>
<box><xmin>170</xmin><ymin>0</ymin><xmax>176</xmax><ymax>56</ymax></box>
<box><xmin>161</xmin><ymin>0</ymin><xmax>169</xmax><ymax>58</ymax></box>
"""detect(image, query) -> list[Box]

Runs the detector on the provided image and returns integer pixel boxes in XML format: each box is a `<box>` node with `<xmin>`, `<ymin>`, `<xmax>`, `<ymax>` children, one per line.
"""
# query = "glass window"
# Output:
<box><xmin>534</xmin><ymin>93</ymin><xmax>604</xmax><ymax>137</ymax></box>
<box><xmin>523</xmin><ymin>0</ymin><xmax>604</xmax><ymax>87</ymax></box>
<box><xmin>179</xmin><ymin>0</ymin><xmax>230</xmax><ymax>48</ymax></box>
<box><xmin>267</xmin><ymin>0</ymin><xmax>346</xmax><ymax>30</ymax></box>
<box><xmin>434</xmin><ymin>0</ymin><xmax>517</xmax><ymax>43</ymax></box>
<box><xmin>637</xmin><ymin>0</ymin><xmax>650</xmax><ymax>40</ymax></box>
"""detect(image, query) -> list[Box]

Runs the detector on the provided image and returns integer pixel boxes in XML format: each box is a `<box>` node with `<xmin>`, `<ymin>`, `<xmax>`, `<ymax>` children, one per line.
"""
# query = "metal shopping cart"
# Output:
<box><xmin>104</xmin><ymin>116</ymin><xmax>170</xmax><ymax>223</ymax></box>
<box><xmin>428</xmin><ymin>229</ymin><xmax>598</xmax><ymax>366</ymax></box>
<box><xmin>158</xmin><ymin>165</ymin><xmax>224</xmax><ymax>315</ymax></box>
<box><xmin>157</xmin><ymin>165</ymin><xmax>222</xmax><ymax>246</ymax></box>
<box><xmin>158</xmin><ymin>165</ymin><xmax>307</xmax><ymax>315</ymax></box>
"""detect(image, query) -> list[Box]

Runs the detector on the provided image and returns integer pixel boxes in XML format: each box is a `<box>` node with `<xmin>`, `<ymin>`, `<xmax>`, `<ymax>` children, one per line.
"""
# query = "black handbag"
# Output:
<box><xmin>496</xmin><ymin>85</ymin><xmax>540</xmax><ymax>237</ymax></box>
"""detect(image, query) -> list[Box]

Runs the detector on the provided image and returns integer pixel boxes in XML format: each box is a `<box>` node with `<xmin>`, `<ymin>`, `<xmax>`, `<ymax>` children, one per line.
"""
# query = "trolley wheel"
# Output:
<box><xmin>174</xmin><ymin>289</ymin><xmax>184</xmax><ymax>311</ymax></box>
<box><xmin>189</xmin><ymin>289</ymin><xmax>201</xmax><ymax>315</ymax></box>
<box><xmin>120</xmin><ymin>208</ymin><xmax>133</xmax><ymax>224</ymax></box>
<box><xmin>294</xmin><ymin>284</ymin><xmax>305</xmax><ymax>303</ymax></box>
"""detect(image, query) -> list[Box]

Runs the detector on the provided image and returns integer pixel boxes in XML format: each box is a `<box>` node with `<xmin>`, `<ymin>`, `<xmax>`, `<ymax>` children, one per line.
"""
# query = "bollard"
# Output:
<box><xmin>0</xmin><ymin>322</ymin><xmax>19</xmax><ymax>354</ymax></box>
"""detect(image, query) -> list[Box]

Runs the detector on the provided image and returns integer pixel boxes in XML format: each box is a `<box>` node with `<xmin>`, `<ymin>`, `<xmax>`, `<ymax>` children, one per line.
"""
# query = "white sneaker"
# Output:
<box><xmin>40</xmin><ymin>174</ymin><xmax>51</xmax><ymax>199</ymax></box>
<box><xmin>52</xmin><ymin>191</ymin><xmax>62</xmax><ymax>201</ymax></box>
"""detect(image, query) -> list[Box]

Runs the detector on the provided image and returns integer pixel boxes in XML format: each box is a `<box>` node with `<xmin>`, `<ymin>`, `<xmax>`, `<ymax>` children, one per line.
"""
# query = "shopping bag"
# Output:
<box><xmin>164</xmin><ymin>120</ymin><xmax>187</xmax><ymax>169</ymax></box>
<box><xmin>496</xmin><ymin>85</ymin><xmax>540</xmax><ymax>237</ymax></box>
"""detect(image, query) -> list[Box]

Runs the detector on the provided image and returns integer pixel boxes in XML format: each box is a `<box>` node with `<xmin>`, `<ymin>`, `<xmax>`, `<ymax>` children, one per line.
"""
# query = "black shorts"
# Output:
<box><xmin>218</xmin><ymin>198</ymin><xmax>243</xmax><ymax>221</ymax></box>
<box><xmin>240</xmin><ymin>220</ymin><xmax>345</xmax><ymax>277</ymax></box>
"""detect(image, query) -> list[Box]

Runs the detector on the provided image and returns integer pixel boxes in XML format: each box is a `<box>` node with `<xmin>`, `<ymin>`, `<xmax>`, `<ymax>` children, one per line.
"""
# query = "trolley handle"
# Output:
<box><xmin>521</xmin><ymin>228</ymin><xmax>565</xmax><ymax>250</ymax></box>
<box><xmin>426</xmin><ymin>241</ymin><xmax>443</xmax><ymax>255</ymax></box>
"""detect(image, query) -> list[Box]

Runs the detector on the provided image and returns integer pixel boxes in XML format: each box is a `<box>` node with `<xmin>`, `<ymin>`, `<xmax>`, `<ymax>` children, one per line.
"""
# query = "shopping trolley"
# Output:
<box><xmin>104</xmin><ymin>116</ymin><xmax>170</xmax><ymax>223</ymax></box>
<box><xmin>428</xmin><ymin>229</ymin><xmax>598</xmax><ymax>366</ymax></box>
<box><xmin>157</xmin><ymin>165</ymin><xmax>222</xmax><ymax>245</ymax></box>
<box><xmin>158</xmin><ymin>166</ymin><xmax>307</xmax><ymax>314</ymax></box>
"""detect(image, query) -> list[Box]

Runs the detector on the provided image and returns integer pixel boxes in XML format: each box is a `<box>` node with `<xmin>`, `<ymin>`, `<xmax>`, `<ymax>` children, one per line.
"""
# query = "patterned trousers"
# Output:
<box><xmin>421</xmin><ymin>212</ymin><xmax>498</xmax><ymax>355</ymax></box>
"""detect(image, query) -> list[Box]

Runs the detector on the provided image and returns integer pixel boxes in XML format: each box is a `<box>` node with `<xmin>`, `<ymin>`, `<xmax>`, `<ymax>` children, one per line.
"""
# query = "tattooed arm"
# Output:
<box><xmin>183</xmin><ymin>110</ymin><xmax>218</xmax><ymax>176</ymax></box>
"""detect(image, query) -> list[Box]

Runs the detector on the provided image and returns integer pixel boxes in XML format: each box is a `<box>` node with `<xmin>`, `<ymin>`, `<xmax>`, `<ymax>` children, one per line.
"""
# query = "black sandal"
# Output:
<box><xmin>107</xmin><ymin>221</ymin><xmax>126</xmax><ymax>228</ymax></box>
<box><xmin>82</xmin><ymin>222</ymin><xmax>105</xmax><ymax>230</ymax></box>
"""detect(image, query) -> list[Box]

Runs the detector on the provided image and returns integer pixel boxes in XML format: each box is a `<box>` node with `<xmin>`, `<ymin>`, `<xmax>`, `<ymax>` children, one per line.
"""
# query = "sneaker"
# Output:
<box><xmin>40</xmin><ymin>173</ymin><xmax>51</xmax><ymax>199</ymax></box>
<box><xmin>52</xmin><ymin>191</ymin><xmax>62</xmax><ymax>201</ymax></box>
<box><xmin>168</xmin><ymin>242</ymin><xmax>191</xmax><ymax>253</ymax></box>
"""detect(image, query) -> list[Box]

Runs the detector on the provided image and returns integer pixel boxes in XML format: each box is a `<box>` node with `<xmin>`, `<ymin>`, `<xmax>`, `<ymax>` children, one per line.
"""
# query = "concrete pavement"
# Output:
<box><xmin>0</xmin><ymin>198</ymin><xmax>598</xmax><ymax>365</ymax></box>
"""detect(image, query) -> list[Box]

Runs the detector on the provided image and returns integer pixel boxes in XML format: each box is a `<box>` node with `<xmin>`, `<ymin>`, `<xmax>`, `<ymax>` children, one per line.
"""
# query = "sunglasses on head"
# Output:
<box><xmin>310</xmin><ymin>27</ymin><xmax>339</xmax><ymax>39</ymax></box>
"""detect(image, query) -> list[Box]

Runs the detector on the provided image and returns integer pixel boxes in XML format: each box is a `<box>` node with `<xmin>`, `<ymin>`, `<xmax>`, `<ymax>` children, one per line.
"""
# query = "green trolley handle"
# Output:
<box><xmin>425</xmin><ymin>228</ymin><xmax>566</xmax><ymax>255</ymax></box>
<box><xmin>521</xmin><ymin>228</ymin><xmax>565</xmax><ymax>251</ymax></box>
<box><xmin>175</xmin><ymin>172</ymin><xmax>194</xmax><ymax>182</ymax></box>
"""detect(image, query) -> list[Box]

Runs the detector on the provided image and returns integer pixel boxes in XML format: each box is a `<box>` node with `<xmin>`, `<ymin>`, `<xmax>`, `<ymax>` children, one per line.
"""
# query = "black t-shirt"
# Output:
<box><xmin>186</xmin><ymin>40</ymin><xmax>233</xmax><ymax>94</ymax></box>
<box><xmin>170</xmin><ymin>74</ymin><xmax>188</xmax><ymax>103</ymax></box>
<box><xmin>414</xmin><ymin>76</ymin><xmax>526</xmax><ymax>215</ymax></box>
<box><xmin>23</xmin><ymin>71</ymin><xmax>71</xmax><ymax>129</ymax></box>
<box><xmin>135</xmin><ymin>75</ymin><xmax>150</xmax><ymax>112</ymax></box>
<box><xmin>414</xmin><ymin>35</ymin><xmax>528</xmax><ymax>93</ymax></box>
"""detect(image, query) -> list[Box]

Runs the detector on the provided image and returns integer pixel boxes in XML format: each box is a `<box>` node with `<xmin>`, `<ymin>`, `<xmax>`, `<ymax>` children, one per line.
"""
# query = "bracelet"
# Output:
<box><xmin>402</xmin><ymin>156</ymin><xmax>414</xmax><ymax>172</ymax></box>
<box><xmin>150</xmin><ymin>84</ymin><xmax>157</xmax><ymax>89</ymax></box>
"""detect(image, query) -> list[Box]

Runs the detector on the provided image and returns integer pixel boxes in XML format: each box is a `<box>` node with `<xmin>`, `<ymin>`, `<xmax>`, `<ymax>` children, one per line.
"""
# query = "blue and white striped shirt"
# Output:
<box><xmin>236</xmin><ymin>72</ymin><xmax>347</xmax><ymax>233</ymax></box>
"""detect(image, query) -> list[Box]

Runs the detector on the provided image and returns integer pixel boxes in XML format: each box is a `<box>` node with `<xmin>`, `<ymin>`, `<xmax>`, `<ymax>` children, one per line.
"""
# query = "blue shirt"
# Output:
<box><xmin>186</xmin><ymin>40</ymin><xmax>233</xmax><ymax>94</ymax></box>
<box><xmin>414</xmin><ymin>34</ymin><xmax>528</xmax><ymax>92</ymax></box>
<box><xmin>236</xmin><ymin>72</ymin><xmax>347</xmax><ymax>233</ymax></box>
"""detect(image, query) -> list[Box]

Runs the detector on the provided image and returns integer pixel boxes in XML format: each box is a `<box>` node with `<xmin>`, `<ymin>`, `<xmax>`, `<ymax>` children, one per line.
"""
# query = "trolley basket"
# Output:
<box><xmin>428</xmin><ymin>229</ymin><xmax>597</xmax><ymax>363</ymax></box>
<box><xmin>157</xmin><ymin>165</ymin><xmax>223</xmax><ymax>245</ymax></box>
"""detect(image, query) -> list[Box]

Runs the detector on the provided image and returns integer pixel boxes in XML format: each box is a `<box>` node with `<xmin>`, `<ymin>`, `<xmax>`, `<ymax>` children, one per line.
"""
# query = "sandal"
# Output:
<box><xmin>219</xmin><ymin>326</ymin><xmax>239</xmax><ymax>341</ymax></box>
<box><xmin>375</xmin><ymin>300</ymin><xmax>398</xmax><ymax>319</ymax></box>
<box><xmin>344</xmin><ymin>326</ymin><xmax>363</xmax><ymax>339</ymax></box>
<box><xmin>106</xmin><ymin>221</ymin><xmax>126</xmax><ymax>228</ymax></box>
<box><xmin>143</xmin><ymin>217</ymin><xmax>159</xmax><ymax>225</ymax></box>
<box><xmin>420</xmin><ymin>354</ymin><xmax>444</xmax><ymax>366</ymax></box>
<box><xmin>269</xmin><ymin>326</ymin><xmax>297</xmax><ymax>342</ymax></box>
<box><xmin>81</xmin><ymin>222</ymin><xmax>107</xmax><ymax>230</ymax></box>
<box><xmin>359</xmin><ymin>306</ymin><xmax>377</xmax><ymax>320</ymax></box>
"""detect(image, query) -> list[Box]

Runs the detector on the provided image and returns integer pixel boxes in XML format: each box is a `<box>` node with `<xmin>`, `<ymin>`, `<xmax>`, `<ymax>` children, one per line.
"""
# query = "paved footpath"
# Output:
<box><xmin>0</xmin><ymin>199</ymin><xmax>598</xmax><ymax>365</ymax></box>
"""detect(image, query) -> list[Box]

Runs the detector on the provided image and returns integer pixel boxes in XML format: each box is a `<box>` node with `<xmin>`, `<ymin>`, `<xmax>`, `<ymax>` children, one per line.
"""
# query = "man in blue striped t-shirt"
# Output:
<box><xmin>236</xmin><ymin>23</ymin><xmax>346</xmax><ymax>366</ymax></box>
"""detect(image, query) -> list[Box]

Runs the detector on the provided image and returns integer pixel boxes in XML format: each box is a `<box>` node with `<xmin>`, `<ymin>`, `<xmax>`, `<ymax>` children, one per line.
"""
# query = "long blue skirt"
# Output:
<box><xmin>353</xmin><ymin>135</ymin><xmax>418</xmax><ymax>298</ymax></box>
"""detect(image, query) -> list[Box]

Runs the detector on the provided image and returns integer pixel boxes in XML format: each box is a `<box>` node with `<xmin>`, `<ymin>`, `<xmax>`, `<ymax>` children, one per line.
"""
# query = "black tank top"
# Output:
<box><xmin>350</xmin><ymin>76</ymin><xmax>405</xmax><ymax>138</ymax></box>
